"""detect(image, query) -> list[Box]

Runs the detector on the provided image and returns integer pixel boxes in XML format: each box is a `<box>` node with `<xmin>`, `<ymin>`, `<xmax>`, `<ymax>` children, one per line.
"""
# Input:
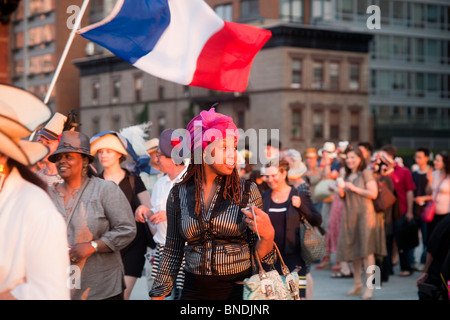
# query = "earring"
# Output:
<box><xmin>81</xmin><ymin>166</ymin><xmax>87</xmax><ymax>177</ymax></box>
<box><xmin>0</xmin><ymin>164</ymin><xmax>6</xmax><ymax>192</ymax></box>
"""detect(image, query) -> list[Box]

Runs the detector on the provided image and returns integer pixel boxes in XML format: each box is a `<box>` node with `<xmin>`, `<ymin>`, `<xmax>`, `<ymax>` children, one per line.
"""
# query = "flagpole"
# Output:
<box><xmin>44</xmin><ymin>0</ymin><xmax>90</xmax><ymax>105</ymax></box>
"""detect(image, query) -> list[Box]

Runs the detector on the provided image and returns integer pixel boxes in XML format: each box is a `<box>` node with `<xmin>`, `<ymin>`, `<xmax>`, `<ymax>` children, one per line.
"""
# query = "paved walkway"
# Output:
<box><xmin>130</xmin><ymin>254</ymin><xmax>423</xmax><ymax>300</ymax></box>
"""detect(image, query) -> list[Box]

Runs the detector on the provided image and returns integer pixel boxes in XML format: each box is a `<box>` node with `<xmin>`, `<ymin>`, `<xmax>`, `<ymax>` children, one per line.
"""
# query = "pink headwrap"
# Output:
<box><xmin>186</xmin><ymin>108</ymin><xmax>239</xmax><ymax>151</ymax></box>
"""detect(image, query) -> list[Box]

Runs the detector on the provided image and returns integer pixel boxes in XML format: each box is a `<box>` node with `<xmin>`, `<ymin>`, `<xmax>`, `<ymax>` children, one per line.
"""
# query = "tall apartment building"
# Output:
<box><xmin>9</xmin><ymin>0</ymin><xmax>89</xmax><ymax>115</ymax></box>
<box><xmin>310</xmin><ymin>0</ymin><xmax>450</xmax><ymax>150</ymax></box>
<box><xmin>75</xmin><ymin>0</ymin><xmax>372</xmax><ymax>156</ymax></box>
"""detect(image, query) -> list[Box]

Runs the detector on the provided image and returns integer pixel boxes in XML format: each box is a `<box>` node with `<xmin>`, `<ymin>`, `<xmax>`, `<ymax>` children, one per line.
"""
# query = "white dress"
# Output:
<box><xmin>0</xmin><ymin>168</ymin><xmax>70</xmax><ymax>299</ymax></box>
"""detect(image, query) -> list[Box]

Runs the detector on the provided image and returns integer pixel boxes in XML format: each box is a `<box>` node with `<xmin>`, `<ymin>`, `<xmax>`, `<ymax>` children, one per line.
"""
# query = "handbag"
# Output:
<box><xmin>299</xmin><ymin>216</ymin><xmax>326</xmax><ymax>263</ymax></box>
<box><xmin>242</xmin><ymin>243</ymin><xmax>301</xmax><ymax>300</ymax></box>
<box><xmin>422</xmin><ymin>176</ymin><xmax>447</xmax><ymax>223</ymax></box>
<box><xmin>373</xmin><ymin>178</ymin><xmax>396</xmax><ymax>212</ymax></box>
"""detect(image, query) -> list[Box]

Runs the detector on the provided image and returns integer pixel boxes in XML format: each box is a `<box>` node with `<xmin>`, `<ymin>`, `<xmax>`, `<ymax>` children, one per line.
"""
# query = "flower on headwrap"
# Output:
<box><xmin>171</xmin><ymin>137</ymin><xmax>182</xmax><ymax>148</ymax></box>
<box><xmin>186</xmin><ymin>108</ymin><xmax>239</xmax><ymax>151</ymax></box>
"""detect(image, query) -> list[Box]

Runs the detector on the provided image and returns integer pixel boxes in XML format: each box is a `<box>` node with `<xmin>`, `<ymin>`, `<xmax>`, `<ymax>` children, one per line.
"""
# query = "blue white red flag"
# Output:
<box><xmin>78</xmin><ymin>0</ymin><xmax>271</xmax><ymax>92</ymax></box>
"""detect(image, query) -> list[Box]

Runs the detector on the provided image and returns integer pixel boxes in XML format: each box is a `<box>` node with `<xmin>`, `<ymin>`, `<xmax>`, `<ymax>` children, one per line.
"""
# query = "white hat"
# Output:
<box><xmin>0</xmin><ymin>84</ymin><xmax>51</xmax><ymax>165</ymax></box>
<box><xmin>145</xmin><ymin>138</ymin><xmax>159</xmax><ymax>153</ymax></box>
<box><xmin>0</xmin><ymin>84</ymin><xmax>52</xmax><ymax>139</ymax></box>
<box><xmin>90</xmin><ymin>132</ymin><xmax>129</xmax><ymax>156</ymax></box>
<box><xmin>281</xmin><ymin>149</ymin><xmax>307</xmax><ymax>179</ymax></box>
<box><xmin>318</xmin><ymin>142</ymin><xmax>337</xmax><ymax>159</ymax></box>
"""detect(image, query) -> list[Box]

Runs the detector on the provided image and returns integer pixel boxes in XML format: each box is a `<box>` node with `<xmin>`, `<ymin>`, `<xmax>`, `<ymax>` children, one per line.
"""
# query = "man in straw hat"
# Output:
<box><xmin>0</xmin><ymin>84</ymin><xmax>70</xmax><ymax>299</ymax></box>
<box><xmin>33</xmin><ymin>112</ymin><xmax>72</xmax><ymax>187</ymax></box>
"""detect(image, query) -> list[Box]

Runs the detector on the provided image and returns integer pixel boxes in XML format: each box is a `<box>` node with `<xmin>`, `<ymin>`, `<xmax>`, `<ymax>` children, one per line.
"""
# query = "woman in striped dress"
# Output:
<box><xmin>149</xmin><ymin>108</ymin><xmax>276</xmax><ymax>300</ymax></box>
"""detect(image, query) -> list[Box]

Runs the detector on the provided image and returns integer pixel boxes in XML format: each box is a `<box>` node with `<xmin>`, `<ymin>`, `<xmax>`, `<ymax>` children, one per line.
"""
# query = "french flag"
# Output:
<box><xmin>78</xmin><ymin>0</ymin><xmax>271</xmax><ymax>92</ymax></box>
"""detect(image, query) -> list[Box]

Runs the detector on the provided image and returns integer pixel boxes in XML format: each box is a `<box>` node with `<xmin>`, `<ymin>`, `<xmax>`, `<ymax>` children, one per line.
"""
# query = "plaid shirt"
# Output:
<box><xmin>149</xmin><ymin>177</ymin><xmax>274</xmax><ymax>298</ymax></box>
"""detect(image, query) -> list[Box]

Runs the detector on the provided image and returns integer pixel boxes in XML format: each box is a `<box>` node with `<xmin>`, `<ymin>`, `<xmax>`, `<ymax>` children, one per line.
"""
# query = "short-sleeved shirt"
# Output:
<box><xmin>390</xmin><ymin>165</ymin><xmax>416</xmax><ymax>215</ymax></box>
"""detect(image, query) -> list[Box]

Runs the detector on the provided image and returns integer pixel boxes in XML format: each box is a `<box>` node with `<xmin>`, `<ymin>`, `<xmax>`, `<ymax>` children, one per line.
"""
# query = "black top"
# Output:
<box><xmin>99</xmin><ymin>170</ymin><xmax>146</xmax><ymax>213</ymax></box>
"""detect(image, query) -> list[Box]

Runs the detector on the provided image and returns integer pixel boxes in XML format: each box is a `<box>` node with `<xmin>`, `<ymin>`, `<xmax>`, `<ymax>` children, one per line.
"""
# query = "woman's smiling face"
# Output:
<box><xmin>204</xmin><ymin>137</ymin><xmax>238</xmax><ymax>176</ymax></box>
<box><xmin>54</xmin><ymin>152</ymin><xmax>86</xmax><ymax>180</ymax></box>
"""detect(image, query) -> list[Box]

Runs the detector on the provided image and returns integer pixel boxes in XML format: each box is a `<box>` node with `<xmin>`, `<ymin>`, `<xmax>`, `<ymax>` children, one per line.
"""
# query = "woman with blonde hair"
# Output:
<box><xmin>90</xmin><ymin>131</ymin><xmax>153</xmax><ymax>300</ymax></box>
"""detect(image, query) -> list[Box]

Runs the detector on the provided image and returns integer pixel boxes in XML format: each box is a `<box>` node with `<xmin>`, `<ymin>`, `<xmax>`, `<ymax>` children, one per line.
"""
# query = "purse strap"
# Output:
<box><xmin>254</xmin><ymin>243</ymin><xmax>291</xmax><ymax>277</ymax></box>
<box><xmin>432</xmin><ymin>175</ymin><xmax>448</xmax><ymax>202</ymax></box>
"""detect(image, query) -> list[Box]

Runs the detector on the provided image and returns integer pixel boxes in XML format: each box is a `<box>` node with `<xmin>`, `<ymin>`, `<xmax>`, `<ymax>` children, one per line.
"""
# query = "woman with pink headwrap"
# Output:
<box><xmin>149</xmin><ymin>108</ymin><xmax>275</xmax><ymax>300</ymax></box>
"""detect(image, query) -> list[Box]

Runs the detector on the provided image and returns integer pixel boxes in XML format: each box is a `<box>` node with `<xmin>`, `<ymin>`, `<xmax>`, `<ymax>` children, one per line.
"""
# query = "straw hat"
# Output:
<box><xmin>0</xmin><ymin>84</ymin><xmax>52</xmax><ymax>165</ymax></box>
<box><xmin>318</xmin><ymin>142</ymin><xmax>337</xmax><ymax>158</ymax></box>
<box><xmin>90</xmin><ymin>131</ymin><xmax>129</xmax><ymax>156</ymax></box>
<box><xmin>48</xmin><ymin>131</ymin><xmax>95</xmax><ymax>163</ymax></box>
<box><xmin>35</xmin><ymin>112</ymin><xmax>68</xmax><ymax>141</ymax></box>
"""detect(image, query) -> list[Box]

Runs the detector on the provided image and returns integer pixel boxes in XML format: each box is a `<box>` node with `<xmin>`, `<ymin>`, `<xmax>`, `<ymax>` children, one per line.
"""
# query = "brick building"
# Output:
<box><xmin>74</xmin><ymin>0</ymin><xmax>372</xmax><ymax>157</ymax></box>
<box><xmin>8</xmin><ymin>0</ymin><xmax>89</xmax><ymax>115</ymax></box>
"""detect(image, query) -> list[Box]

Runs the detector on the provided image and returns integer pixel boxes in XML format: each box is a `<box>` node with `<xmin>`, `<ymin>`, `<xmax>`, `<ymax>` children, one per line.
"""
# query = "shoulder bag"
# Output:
<box><xmin>422</xmin><ymin>176</ymin><xmax>447</xmax><ymax>223</ymax></box>
<box><xmin>299</xmin><ymin>216</ymin><xmax>326</xmax><ymax>263</ymax></box>
<box><xmin>242</xmin><ymin>243</ymin><xmax>301</xmax><ymax>300</ymax></box>
<box><xmin>373</xmin><ymin>177</ymin><xmax>397</xmax><ymax>212</ymax></box>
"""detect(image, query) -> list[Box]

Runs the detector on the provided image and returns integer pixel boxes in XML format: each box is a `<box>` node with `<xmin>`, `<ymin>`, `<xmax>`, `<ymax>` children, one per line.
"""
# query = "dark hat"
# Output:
<box><xmin>159</xmin><ymin>129</ymin><xmax>184</xmax><ymax>160</ymax></box>
<box><xmin>48</xmin><ymin>131</ymin><xmax>95</xmax><ymax>163</ymax></box>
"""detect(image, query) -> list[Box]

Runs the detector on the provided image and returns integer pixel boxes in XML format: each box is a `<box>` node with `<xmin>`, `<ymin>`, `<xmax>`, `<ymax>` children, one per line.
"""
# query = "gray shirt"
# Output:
<box><xmin>50</xmin><ymin>176</ymin><xmax>136</xmax><ymax>300</ymax></box>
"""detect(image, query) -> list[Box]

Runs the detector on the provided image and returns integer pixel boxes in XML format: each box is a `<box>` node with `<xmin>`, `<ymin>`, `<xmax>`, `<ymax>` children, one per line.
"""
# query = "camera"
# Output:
<box><xmin>370</xmin><ymin>151</ymin><xmax>395</xmax><ymax>175</ymax></box>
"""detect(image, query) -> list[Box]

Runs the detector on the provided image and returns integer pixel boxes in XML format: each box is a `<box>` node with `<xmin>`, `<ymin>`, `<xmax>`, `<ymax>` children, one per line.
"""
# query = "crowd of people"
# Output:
<box><xmin>1</xmin><ymin>84</ymin><xmax>449</xmax><ymax>300</ymax></box>
<box><xmin>241</xmin><ymin>138</ymin><xmax>449</xmax><ymax>300</ymax></box>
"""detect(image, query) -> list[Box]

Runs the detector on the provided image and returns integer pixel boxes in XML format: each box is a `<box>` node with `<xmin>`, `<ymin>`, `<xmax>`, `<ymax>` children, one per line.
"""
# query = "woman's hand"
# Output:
<box><xmin>149</xmin><ymin>210</ymin><xmax>167</xmax><ymax>225</ymax></box>
<box><xmin>414</xmin><ymin>196</ymin><xmax>428</xmax><ymax>206</ymax></box>
<box><xmin>135</xmin><ymin>204</ymin><xmax>151</xmax><ymax>223</ymax></box>
<box><xmin>345</xmin><ymin>181</ymin><xmax>356</xmax><ymax>192</ymax></box>
<box><xmin>291</xmin><ymin>195</ymin><xmax>301</xmax><ymax>208</ymax></box>
<box><xmin>69</xmin><ymin>242</ymin><xmax>96</xmax><ymax>263</ymax></box>
<box><xmin>416</xmin><ymin>272</ymin><xmax>429</xmax><ymax>286</ymax></box>
<box><xmin>241</xmin><ymin>206</ymin><xmax>274</xmax><ymax>241</ymax></box>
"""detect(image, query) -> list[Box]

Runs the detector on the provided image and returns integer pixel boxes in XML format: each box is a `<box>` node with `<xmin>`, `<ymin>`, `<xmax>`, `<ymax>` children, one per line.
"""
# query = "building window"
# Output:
<box><xmin>350</xmin><ymin>111</ymin><xmax>360</xmax><ymax>141</ymax></box>
<box><xmin>313</xmin><ymin>61</ymin><xmax>324</xmax><ymax>89</ymax></box>
<box><xmin>412</xmin><ymin>3</ymin><xmax>425</xmax><ymax>28</ymax></box>
<box><xmin>112</xmin><ymin>114</ymin><xmax>121</xmax><ymax>131</ymax></box>
<box><xmin>291</xmin><ymin>59</ymin><xmax>302</xmax><ymax>88</ymax></box>
<box><xmin>312</xmin><ymin>0</ymin><xmax>332</xmax><ymax>21</ymax></box>
<box><xmin>329</xmin><ymin>110</ymin><xmax>340</xmax><ymax>139</ymax></box>
<box><xmin>349</xmin><ymin>63</ymin><xmax>360</xmax><ymax>90</ymax></box>
<box><xmin>134</xmin><ymin>74</ymin><xmax>142</xmax><ymax>102</ymax></box>
<box><xmin>427</xmin><ymin>73</ymin><xmax>439</xmax><ymax>97</ymax></box>
<box><xmin>111</xmin><ymin>76</ymin><xmax>121</xmax><ymax>103</ymax></box>
<box><xmin>92</xmin><ymin>116</ymin><xmax>100</xmax><ymax>135</ymax></box>
<box><xmin>240</xmin><ymin>0</ymin><xmax>259</xmax><ymax>19</ymax></box>
<box><xmin>158</xmin><ymin>85</ymin><xmax>164</xmax><ymax>100</ymax></box>
<box><xmin>92</xmin><ymin>79</ymin><xmax>100</xmax><ymax>105</ymax></box>
<box><xmin>291</xmin><ymin>109</ymin><xmax>302</xmax><ymax>139</ymax></box>
<box><xmin>215</xmin><ymin>3</ymin><xmax>233</xmax><ymax>21</ymax></box>
<box><xmin>158</xmin><ymin>116</ymin><xmax>166</xmax><ymax>135</ymax></box>
<box><xmin>280</xmin><ymin>0</ymin><xmax>303</xmax><ymax>23</ymax></box>
<box><xmin>393</xmin><ymin>0</ymin><xmax>405</xmax><ymax>26</ymax></box>
<box><xmin>342</xmin><ymin>0</ymin><xmax>353</xmax><ymax>21</ymax></box>
<box><xmin>313</xmin><ymin>110</ymin><xmax>324</xmax><ymax>139</ymax></box>
<box><xmin>415</xmin><ymin>72</ymin><xmax>425</xmax><ymax>97</ymax></box>
<box><xmin>329</xmin><ymin>62</ymin><xmax>340</xmax><ymax>90</ymax></box>
<box><xmin>237</xmin><ymin>111</ymin><xmax>245</xmax><ymax>129</ymax></box>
